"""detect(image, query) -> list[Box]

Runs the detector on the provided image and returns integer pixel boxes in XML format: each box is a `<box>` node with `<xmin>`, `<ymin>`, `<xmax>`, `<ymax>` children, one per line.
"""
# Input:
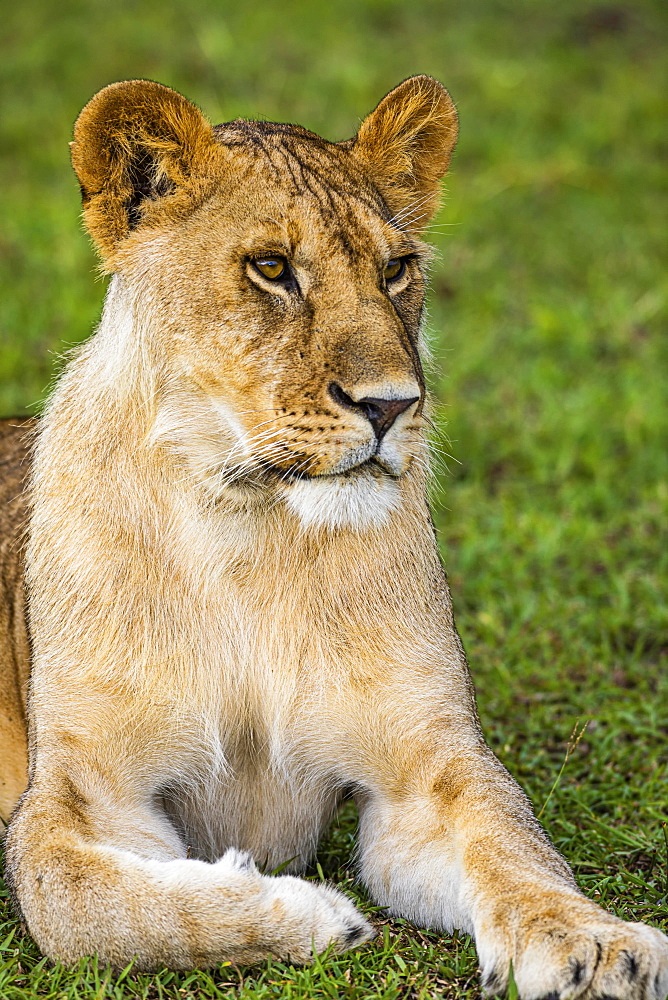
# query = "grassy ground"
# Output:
<box><xmin>1</xmin><ymin>0</ymin><xmax>667</xmax><ymax>997</ymax></box>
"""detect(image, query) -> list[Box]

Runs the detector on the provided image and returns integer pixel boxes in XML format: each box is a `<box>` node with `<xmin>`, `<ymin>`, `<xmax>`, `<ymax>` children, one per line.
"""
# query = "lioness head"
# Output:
<box><xmin>71</xmin><ymin>77</ymin><xmax>457</xmax><ymax>531</ymax></box>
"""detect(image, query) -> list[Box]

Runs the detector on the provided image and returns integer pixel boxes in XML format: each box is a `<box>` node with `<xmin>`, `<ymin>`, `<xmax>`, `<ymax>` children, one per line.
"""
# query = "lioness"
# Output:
<box><xmin>0</xmin><ymin>76</ymin><xmax>666</xmax><ymax>998</ymax></box>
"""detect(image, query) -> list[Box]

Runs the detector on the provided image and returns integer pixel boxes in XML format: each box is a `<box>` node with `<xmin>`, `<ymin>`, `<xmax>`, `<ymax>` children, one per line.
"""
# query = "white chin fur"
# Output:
<box><xmin>284</xmin><ymin>473</ymin><xmax>401</xmax><ymax>532</ymax></box>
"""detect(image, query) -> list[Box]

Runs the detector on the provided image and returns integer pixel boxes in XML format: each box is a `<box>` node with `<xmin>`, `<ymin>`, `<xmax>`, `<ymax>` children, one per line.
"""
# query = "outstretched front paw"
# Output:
<box><xmin>221</xmin><ymin>848</ymin><xmax>374</xmax><ymax>965</ymax></box>
<box><xmin>478</xmin><ymin>895</ymin><xmax>668</xmax><ymax>999</ymax></box>
<box><xmin>272</xmin><ymin>874</ymin><xmax>374</xmax><ymax>963</ymax></box>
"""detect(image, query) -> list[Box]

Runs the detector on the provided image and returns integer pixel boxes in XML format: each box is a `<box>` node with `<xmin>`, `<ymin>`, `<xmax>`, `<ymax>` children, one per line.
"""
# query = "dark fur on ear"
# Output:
<box><xmin>352</xmin><ymin>75</ymin><xmax>458</xmax><ymax>231</ymax></box>
<box><xmin>71</xmin><ymin>80</ymin><xmax>217</xmax><ymax>261</ymax></box>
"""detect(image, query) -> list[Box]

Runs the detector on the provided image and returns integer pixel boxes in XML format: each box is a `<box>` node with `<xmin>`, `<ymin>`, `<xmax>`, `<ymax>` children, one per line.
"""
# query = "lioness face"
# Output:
<box><xmin>72</xmin><ymin>80</ymin><xmax>458</xmax><ymax>529</ymax></box>
<box><xmin>136</xmin><ymin>133</ymin><xmax>428</xmax><ymax>529</ymax></box>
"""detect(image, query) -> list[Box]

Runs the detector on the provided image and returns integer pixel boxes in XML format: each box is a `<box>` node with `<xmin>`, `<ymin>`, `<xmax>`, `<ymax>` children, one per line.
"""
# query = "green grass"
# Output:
<box><xmin>1</xmin><ymin>0</ymin><xmax>667</xmax><ymax>996</ymax></box>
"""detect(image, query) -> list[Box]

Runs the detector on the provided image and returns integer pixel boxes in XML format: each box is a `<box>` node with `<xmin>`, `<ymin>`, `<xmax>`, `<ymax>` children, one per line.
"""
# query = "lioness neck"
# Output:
<box><xmin>29</xmin><ymin>275</ymin><xmax>448</xmax><ymax>666</ymax></box>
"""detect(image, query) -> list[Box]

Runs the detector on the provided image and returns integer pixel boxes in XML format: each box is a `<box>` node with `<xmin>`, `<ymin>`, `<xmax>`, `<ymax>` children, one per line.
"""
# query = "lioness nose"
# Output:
<box><xmin>329</xmin><ymin>382</ymin><xmax>420</xmax><ymax>441</ymax></box>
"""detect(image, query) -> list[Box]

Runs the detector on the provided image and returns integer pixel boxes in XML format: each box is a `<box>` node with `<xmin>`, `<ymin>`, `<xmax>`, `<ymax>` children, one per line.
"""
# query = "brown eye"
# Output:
<box><xmin>253</xmin><ymin>257</ymin><xmax>288</xmax><ymax>281</ymax></box>
<box><xmin>384</xmin><ymin>258</ymin><xmax>406</xmax><ymax>282</ymax></box>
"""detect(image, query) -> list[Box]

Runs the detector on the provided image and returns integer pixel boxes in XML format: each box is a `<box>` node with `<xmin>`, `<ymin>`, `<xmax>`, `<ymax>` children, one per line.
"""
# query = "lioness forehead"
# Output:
<box><xmin>213</xmin><ymin>119</ymin><xmax>398</xmax><ymax>231</ymax></box>
<box><xmin>213</xmin><ymin>119</ymin><xmax>378</xmax><ymax>193</ymax></box>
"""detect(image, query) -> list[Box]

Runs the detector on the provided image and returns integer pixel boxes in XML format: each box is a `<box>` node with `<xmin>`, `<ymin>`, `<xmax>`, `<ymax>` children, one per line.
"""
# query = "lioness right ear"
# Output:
<box><xmin>71</xmin><ymin>80</ymin><xmax>217</xmax><ymax>262</ymax></box>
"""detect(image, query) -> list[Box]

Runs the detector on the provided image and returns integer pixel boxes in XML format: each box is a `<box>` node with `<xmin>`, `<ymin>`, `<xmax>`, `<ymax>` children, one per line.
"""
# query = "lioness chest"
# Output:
<box><xmin>27</xmin><ymin>486</ymin><xmax>376</xmax><ymax>860</ymax></box>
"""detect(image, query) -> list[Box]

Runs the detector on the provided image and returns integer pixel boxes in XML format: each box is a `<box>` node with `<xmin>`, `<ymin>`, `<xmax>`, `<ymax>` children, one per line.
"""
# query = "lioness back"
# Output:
<box><xmin>0</xmin><ymin>418</ymin><xmax>32</xmax><ymax>819</ymax></box>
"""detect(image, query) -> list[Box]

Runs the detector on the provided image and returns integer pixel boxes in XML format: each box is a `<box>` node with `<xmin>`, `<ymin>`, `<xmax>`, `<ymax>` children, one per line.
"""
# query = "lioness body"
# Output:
<box><xmin>2</xmin><ymin>79</ymin><xmax>667</xmax><ymax>998</ymax></box>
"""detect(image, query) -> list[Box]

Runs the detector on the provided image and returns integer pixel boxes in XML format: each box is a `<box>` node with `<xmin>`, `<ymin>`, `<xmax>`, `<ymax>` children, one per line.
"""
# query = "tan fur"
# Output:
<box><xmin>2</xmin><ymin>78</ymin><xmax>667</xmax><ymax>997</ymax></box>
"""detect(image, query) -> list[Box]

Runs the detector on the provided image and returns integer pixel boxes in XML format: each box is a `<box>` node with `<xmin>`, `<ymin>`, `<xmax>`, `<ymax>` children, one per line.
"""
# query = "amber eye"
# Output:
<box><xmin>253</xmin><ymin>257</ymin><xmax>288</xmax><ymax>281</ymax></box>
<box><xmin>384</xmin><ymin>258</ymin><xmax>406</xmax><ymax>282</ymax></box>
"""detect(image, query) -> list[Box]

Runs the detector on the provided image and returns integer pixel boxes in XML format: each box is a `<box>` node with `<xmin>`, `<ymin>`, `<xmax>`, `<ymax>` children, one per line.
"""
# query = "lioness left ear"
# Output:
<box><xmin>352</xmin><ymin>76</ymin><xmax>458</xmax><ymax>232</ymax></box>
<box><xmin>71</xmin><ymin>79</ymin><xmax>218</xmax><ymax>263</ymax></box>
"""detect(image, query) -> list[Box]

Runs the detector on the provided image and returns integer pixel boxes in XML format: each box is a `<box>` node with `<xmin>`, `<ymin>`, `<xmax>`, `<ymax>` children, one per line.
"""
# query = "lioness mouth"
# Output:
<box><xmin>259</xmin><ymin>456</ymin><xmax>391</xmax><ymax>483</ymax></box>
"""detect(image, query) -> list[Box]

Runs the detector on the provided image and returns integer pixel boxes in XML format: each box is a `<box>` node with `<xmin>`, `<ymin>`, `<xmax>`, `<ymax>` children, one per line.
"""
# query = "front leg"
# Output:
<box><xmin>352</xmin><ymin>720</ymin><xmax>668</xmax><ymax>998</ymax></box>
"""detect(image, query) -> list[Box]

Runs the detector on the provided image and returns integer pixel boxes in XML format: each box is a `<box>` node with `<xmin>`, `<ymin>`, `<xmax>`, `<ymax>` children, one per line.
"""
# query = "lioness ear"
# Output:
<box><xmin>352</xmin><ymin>76</ymin><xmax>458</xmax><ymax>232</ymax></box>
<box><xmin>71</xmin><ymin>80</ymin><xmax>217</xmax><ymax>261</ymax></box>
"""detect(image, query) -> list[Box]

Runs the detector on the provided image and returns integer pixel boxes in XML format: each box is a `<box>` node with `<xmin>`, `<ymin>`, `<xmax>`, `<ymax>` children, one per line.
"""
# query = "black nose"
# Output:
<box><xmin>329</xmin><ymin>383</ymin><xmax>420</xmax><ymax>441</ymax></box>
